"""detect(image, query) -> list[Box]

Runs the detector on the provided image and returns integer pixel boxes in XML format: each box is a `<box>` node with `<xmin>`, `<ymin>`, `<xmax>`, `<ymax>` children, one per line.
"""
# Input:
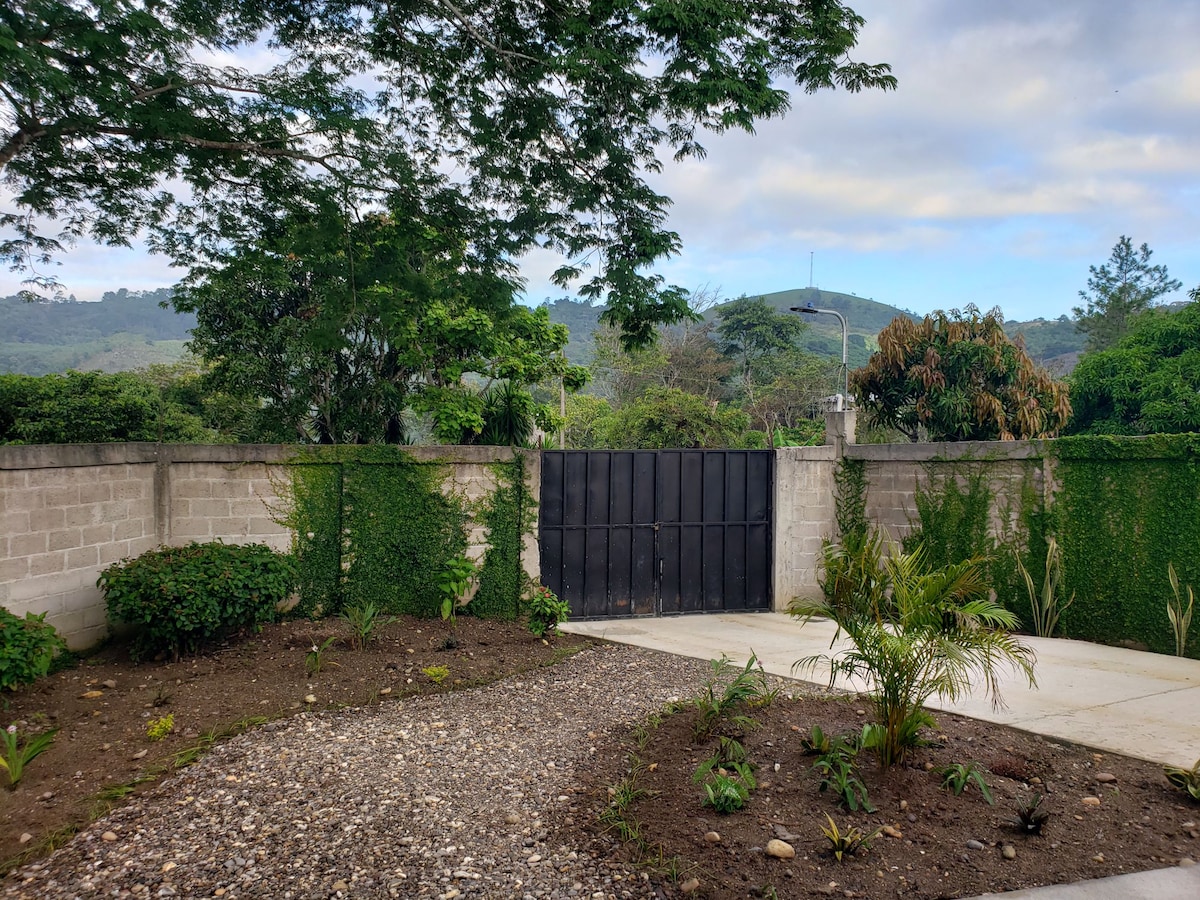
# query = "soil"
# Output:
<box><xmin>0</xmin><ymin>615</ymin><xmax>588</xmax><ymax>872</ymax></box>
<box><xmin>3</xmin><ymin>625</ymin><xmax>1198</xmax><ymax>899</ymax></box>
<box><xmin>564</xmin><ymin>690</ymin><xmax>1200</xmax><ymax>899</ymax></box>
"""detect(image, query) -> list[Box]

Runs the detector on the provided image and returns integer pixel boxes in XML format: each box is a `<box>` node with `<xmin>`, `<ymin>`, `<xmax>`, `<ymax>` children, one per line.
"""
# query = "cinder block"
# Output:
<box><xmin>81</xmin><ymin>523</ymin><xmax>114</xmax><ymax>546</ymax></box>
<box><xmin>209</xmin><ymin>517</ymin><xmax>249</xmax><ymax>538</ymax></box>
<box><xmin>4</xmin><ymin>489</ymin><xmax>42</xmax><ymax>511</ymax></box>
<box><xmin>171</xmin><ymin>518</ymin><xmax>212</xmax><ymax>538</ymax></box>
<box><xmin>112</xmin><ymin>519</ymin><xmax>147</xmax><ymax>541</ymax></box>
<box><xmin>78</xmin><ymin>483</ymin><xmax>113</xmax><ymax>504</ymax></box>
<box><xmin>111</xmin><ymin>480</ymin><xmax>147</xmax><ymax>500</ymax></box>
<box><xmin>9</xmin><ymin>532</ymin><xmax>47</xmax><ymax>557</ymax></box>
<box><xmin>66</xmin><ymin>546</ymin><xmax>100</xmax><ymax>570</ymax></box>
<box><xmin>247</xmin><ymin>517</ymin><xmax>287</xmax><ymax>536</ymax></box>
<box><xmin>128</xmin><ymin>536</ymin><xmax>158</xmax><ymax>557</ymax></box>
<box><xmin>100</xmin><ymin>541</ymin><xmax>132</xmax><ymax>565</ymax></box>
<box><xmin>29</xmin><ymin>552</ymin><xmax>66</xmax><ymax>577</ymax></box>
<box><xmin>48</xmin><ymin>528</ymin><xmax>83</xmax><ymax>551</ymax></box>
<box><xmin>227</xmin><ymin>499</ymin><xmax>270</xmax><ymax>518</ymax></box>
<box><xmin>1</xmin><ymin>510</ymin><xmax>33</xmax><ymax>534</ymax></box>
<box><xmin>211</xmin><ymin>480</ymin><xmax>251</xmax><ymax>499</ymax></box>
<box><xmin>189</xmin><ymin>498</ymin><xmax>232</xmax><ymax>518</ymax></box>
<box><xmin>173</xmin><ymin>479</ymin><xmax>213</xmax><ymax>499</ymax></box>
<box><xmin>0</xmin><ymin>556</ymin><xmax>30</xmax><ymax>581</ymax></box>
<box><xmin>43</xmin><ymin>485</ymin><xmax>82</xmax><ymax>507</ymax></box>
<box><xmin>64</xmin><ymin>504</ymin><xmax>100</xmax><ymax>527</ymax></box>
<box><xmin>97</xmin><ymin>500</ymin><xmax>132</xmax><ymax>523</ymax></box>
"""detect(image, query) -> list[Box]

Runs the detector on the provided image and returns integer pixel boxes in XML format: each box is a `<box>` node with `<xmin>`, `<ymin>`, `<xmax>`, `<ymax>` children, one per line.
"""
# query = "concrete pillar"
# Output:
<box><xmin>823</xmin><ymin>407</ymin><xmax>857</xmax><ymax>457</ymax></box>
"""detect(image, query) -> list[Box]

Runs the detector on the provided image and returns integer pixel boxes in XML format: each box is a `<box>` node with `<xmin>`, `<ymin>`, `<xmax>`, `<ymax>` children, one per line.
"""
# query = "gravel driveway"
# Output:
<box><xmin>3</xmin><ymin>645</ymin><xmax>712</xmax><ymax>900</ymax></box>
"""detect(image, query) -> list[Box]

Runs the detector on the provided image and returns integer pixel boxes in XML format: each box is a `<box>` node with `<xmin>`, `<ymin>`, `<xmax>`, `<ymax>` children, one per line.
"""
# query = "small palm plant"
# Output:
<box><xmin>790</xmin><ymin>543</ymin><xmax>1037</xmax><ymax>769</ymax></box>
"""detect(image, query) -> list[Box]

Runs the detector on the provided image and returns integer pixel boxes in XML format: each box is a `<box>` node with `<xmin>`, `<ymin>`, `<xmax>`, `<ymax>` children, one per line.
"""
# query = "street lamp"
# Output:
<box><xmin>790</xmin><ymin>302</ymin><xmax>849</xmax><ymax>411</ymax></box>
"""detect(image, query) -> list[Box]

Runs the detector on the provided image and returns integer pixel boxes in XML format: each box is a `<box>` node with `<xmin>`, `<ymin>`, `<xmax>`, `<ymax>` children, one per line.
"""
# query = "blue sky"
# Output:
<box><xmin>4</xmin><ymin>0</ymin><xmax>1199</xmax><ymax>323</ymax></box>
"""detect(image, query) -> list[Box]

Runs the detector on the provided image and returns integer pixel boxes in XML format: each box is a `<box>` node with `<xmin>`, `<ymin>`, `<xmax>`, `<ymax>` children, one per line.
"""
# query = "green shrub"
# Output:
<box><xmin>99</xmin><ymin>542</ymin><xmax>294</xmax><ymax>661</ymax></box>
<box><xmin>0</xmin><ymin>607</ymin><xmax>67</xmax><ymax>691</ymax></box>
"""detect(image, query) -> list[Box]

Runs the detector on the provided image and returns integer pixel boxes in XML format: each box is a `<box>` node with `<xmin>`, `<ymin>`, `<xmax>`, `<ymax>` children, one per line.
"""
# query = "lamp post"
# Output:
<box><xmin>790</xmin><ymin>302</ymin><xmax>849</xmax><ymax>411</ymax></box>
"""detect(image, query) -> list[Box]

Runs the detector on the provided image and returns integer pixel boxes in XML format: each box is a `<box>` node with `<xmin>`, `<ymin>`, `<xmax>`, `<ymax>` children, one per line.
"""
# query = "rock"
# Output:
<box><xmin>1179</xmin><ymin>858</ymin><xmax>1196</xmax><ymax>868</ymax></box>
<box><xmin>680</xmin><ymin>877</ymin><xmax>701</xmax><ymax>893</ymax></box>
<box><xmin>1091</xmin><ymin>853</ymin><xmax>1106</xmax><ymax>862</ymax></box>
<box><xmin>504</xmin><ymin>812</ymin><xmax>521</xmax><ymax>825</ymax></box>
<box><xmin>1002</xmin><ymin>844</ymin><xmax>1017</xmax><ymax>860</ymax></box>
<box><xmin>882</xmin><ymin>825</ymin><xmax>902</xmax><ymax>839</ymax></box>
<box><xmin>526</xmin><ymin>853</ymin><xmax>542</xmax><ymax>863</ymax></box>
<box><xmin>766</xmin><ymin>839</ymin><xmax>795</xmax><ymax>859</ymax></box>
<box><xmin>161</xmin><ymin>862</ymin><xmax>177</xmax><ymax>873</ymax></box>
<box><xmin>18</xmin><ymin>833</ymin><xmax>32</xmax><ymax>844</ymax></box>
<box><xmin>704</xmin><ymin>831</ymin><xmax>721</xmax><ymax>844</ymax></box>
<box><xmin>898</xmin><ymin>800</ymin><xmax>908</xmax><ymax>811</ymax></box>
<box><xmin>1095</xmin><ymin>772</ymin><xmax>1116</xmax><ymax>783</ymax></box>
<box><xmin>102</xmin><ymin>831</ymin><xmax>118</xmax><ymax>842</ymax></box>
<box><xmin>304</xmin><ymin>694</ymin><xmax>318</xmax><ymax>704</ymax></box>
<box><xmin>1082</xmin><ymin>796</ymin><xmax>1102</xmax><ymax>806</ymax></box>
<box><xmin>102</xmin><ymin>679</ymin><xmax>118</xmax><ymax>689</ymax></box>
<box><xmin>80</xmin><ymin>690</ymin><xmax>104</xmax><ymax>699</ymax></box>
<box><xmin>924</xmin><ymin>761</ymin><xmax>935</xmax><ymax>771</ymax></box>
<box><xmin>131</xmin><ymin>749</ymin><xmax>148</xmax><ymax>759</ymax></box>
<box><xmin>332</xmin><ymin>880</ymin><xmax>349</xmax><ymax>891</ymax></box>
<box><xmin>966</xmin><ymin>840</ymin><xmax>985</xmax><ymax>851</ymax></box>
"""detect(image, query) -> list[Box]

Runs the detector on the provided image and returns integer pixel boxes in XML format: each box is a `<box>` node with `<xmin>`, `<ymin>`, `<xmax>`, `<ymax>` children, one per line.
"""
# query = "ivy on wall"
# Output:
<box><xmin>1052</xmin><ymin>435</ymin><xmax>1200</xmax><ymax>657</ymax></box>
<box><xmin>283</xmin><ymin>447</ymin><xmax>530</xmax><ymax>620</ymax></box>
<box><xmin>470</xmin><ymin>456</ymin><xmax>536</xmax><ymax>620</ymax></box>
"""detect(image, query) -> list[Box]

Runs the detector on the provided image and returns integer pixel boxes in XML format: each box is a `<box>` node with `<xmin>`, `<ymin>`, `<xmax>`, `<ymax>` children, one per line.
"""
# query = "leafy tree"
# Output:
<box><xmin>175</xmin><ymin>206</ymin><xmax>585</xmax><ymax>444</ymax></box>
<box><xmin>1068</xmin><ymin>288</ymin><xmax>1200</xmax><ymax>435</ymax></box>
<box><xmin>1072</xmin><ymin>236</ymin><xmax>1182</xmax><ymax>352</ymax></box>
<box><xmin>715</xmin><ymin>296</ymin><xmax>808</xmax><ymax>401</ymax></box>
<box><xmin>590</xmin><ymin>319</ymin><xmax>731</xmax><ymax>407</ymax></box>
<box><xmin>2</xmin><ymin>0</ymin><xmax>895</xmax><ymax>345</ymax></box>
<box><xmin>561</xmin><ymin>394</ymin><xmax>616</xmax><ymax>450</ymax></box>
<box><xmin>852</xmin><ymin>305</ymin><xmax>1071</xmax><ymax>442</ymax></box>
<box><xmin>605</xmin><ymin>386</ymin><xmax>749</xmax><ymax>449</ymax></box>
<box><xmin>0</xmin><ymin>370</ymin><xmax>215</xmax><ymax>443</ymax></box>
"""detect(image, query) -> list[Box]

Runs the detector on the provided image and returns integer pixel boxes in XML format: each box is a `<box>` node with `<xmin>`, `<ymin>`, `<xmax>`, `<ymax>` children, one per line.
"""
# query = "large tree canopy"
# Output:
<box><xmin>1072</xmin><ymin>236</ymin><xmax>1182</xmax><ymax>352</ymax></box>
<box><xmin>852</xmin><ymin>305</ymin><xmax>1071</xmax><ymax>442</ymax></box>
<box><xmin>1068</xmin><ymin>288</ymin><xmax>1200</xmax><ymax>435</ymax></box>
<box><xmin>1</xmin><ymin>0</ymin><xmax>895</xmax><ymax>345</ymax></box>
<box><xmin>175</xmin><ymin>204</ymin><xmax>587</xmax><ymax>444</ymax></box>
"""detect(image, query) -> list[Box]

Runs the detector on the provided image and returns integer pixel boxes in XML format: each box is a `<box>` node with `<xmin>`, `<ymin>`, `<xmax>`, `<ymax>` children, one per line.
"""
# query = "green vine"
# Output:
<box><xmin>833</xmin><ymin>458</ymin><xmax>868</xmax><ymax>542</ymax></box>
<box><xmin>1052</xmin><ymin>435</ymin><xmax>1200</xmax><ymax>657</ymax></box>
<box><xmin>282</xmin><ymin>447</ymin><xmax>530</xmax><ymax>620</ymax></box>
<box><xmin>470</xmin><ymin>456</ymin><xmax>536</xmax><ymax>620</ymax></box>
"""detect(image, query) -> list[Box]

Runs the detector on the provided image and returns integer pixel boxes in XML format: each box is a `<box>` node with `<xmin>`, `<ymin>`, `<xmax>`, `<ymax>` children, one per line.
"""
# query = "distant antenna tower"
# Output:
<box><xmin>809</xmin><ymin>252</ymin><xmax>814</xmax><ymax>289</ymax></box>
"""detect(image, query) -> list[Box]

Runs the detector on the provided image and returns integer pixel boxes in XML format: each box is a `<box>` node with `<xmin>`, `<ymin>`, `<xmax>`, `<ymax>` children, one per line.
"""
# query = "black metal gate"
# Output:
<box><xmin>539</xmin><ymin>450</ymin><xmax>773</xmax><ymax>618</ymax></box>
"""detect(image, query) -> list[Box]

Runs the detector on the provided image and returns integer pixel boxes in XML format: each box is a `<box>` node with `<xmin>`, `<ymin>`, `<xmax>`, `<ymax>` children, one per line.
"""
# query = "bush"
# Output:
<box><xmin>0</xmin><ymin>607</ymin><xmax>67</xmax><ymax>691</ymax></box>
<box><xmin>99</xmin><ymin>542</ymin><xmax>295</xmax><ymax>661</ymax></box>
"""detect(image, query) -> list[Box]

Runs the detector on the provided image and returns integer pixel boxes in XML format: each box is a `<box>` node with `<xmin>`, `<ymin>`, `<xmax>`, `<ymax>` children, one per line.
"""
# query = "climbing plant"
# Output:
<box><xmin>1052</xmin><ymin>435</ymin><xmax>1200</xmax><ymax>657</ymax></box>
<box><xmin>470</xmin><ymin>456</ymin><xmax>536</xmax><ymax>620</ymax></box>
<box><xmin>284</xmin><ymin>447</ymin><xmax>530</xmax><ymax>620</ymax></box>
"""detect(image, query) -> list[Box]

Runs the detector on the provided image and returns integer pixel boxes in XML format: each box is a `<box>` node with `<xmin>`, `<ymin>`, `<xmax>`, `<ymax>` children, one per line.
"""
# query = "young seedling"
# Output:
<box><xmin>938</xmin><ymin>761</ymin><xmax>995</xmax><ymax>804</ymax></box>
<box><xmin>1</xmin><ymin>724</ymin><xmax>58</xmax><ymax>789</ymax></box>
<box><xmin>820</xmin><ymin>814</ymin><xmax>880</xmax><ymax>862</ymax></box>
<box><xmin>1009</xmin><ymin>793</ymin><xmax>1051</xmax><ymax>835</ymax></box>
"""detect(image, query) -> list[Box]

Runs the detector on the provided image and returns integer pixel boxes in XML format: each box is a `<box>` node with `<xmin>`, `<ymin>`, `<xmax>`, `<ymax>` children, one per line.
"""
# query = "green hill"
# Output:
<box><xmin>0</xmin><ymin>289</ymin><xmax>195</xmax><ymax>374</ymax></box>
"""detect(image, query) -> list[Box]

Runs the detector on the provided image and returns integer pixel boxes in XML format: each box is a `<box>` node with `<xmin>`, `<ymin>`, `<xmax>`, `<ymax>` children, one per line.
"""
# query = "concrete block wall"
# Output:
<box><xmin>2</xmin><ymin>444</ymin><xmax>537</xmax><ymax>650</ymax></box>
<box><xmin>772</xmin><ymin>445</ymin><xmax>838</xmax><ymax>608</ymax></box>
<box><xmin>1</xmin><ymin>446</ymin><xmax>161</xmax><ymax>648</ymax></box>
<box><xmin>848</xmin><ymin>441</ymin><xmax>1045</xmax><ymax>546</ymax></box>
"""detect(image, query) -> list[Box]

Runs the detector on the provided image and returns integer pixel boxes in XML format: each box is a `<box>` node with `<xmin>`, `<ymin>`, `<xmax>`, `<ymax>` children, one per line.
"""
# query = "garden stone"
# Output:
<box><xmin>766</xmin><ymin>839</ymin><xmax>795</xmax><ymax>859</ymax></box>
<box><xmin>966</xmin><ymin>840</ymin><xmax>984</xmax><ymax>851</ymax></box>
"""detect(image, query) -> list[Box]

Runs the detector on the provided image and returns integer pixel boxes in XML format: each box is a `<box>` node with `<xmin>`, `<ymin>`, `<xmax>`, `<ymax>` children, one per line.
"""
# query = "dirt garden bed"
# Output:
<box><xmin>563</xmin><ymin>683</ymin><xmax>1200</xmax><ymax>898</ymax></box>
